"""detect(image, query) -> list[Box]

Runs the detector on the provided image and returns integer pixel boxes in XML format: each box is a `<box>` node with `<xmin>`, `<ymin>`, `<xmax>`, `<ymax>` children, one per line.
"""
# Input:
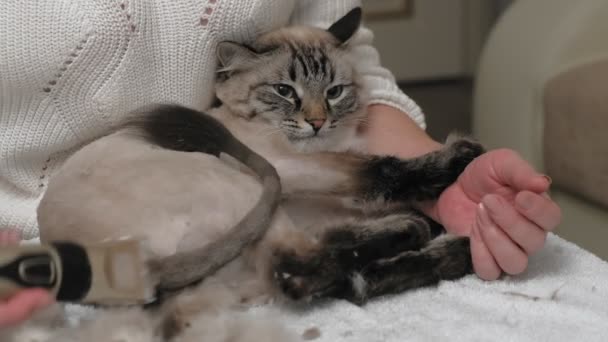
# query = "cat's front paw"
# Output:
<box><xmin>444</xmin><ymin>135</ymin><xmax>485</xmax><ymax>174</ymax></box>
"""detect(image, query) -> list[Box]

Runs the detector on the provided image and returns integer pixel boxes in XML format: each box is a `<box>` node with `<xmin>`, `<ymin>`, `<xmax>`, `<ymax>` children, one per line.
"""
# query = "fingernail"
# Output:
<box><xmin>477</xmin><ymin>202</ymin><xmax>494</xmax><ymax>228</ymax></box>
<box><xmin>542</xmin><ymin>175</ymin><xmax>552</xmax><ymax>185</ymax></box>
<box><xmin>516</xmin><ymin>191</ymin><xmax>535</xmax><ymax>210</ymax></box>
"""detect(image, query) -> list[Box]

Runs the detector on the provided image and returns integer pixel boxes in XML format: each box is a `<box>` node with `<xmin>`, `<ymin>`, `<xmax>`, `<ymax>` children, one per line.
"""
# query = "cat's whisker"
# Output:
<box><xmin>254</xmin><ymin>127</ymin><xmax>282</xmax><ymax>139</ymax></box>
<box><xmin>262</xmin><ymin>131</ymin><xmax>281</xmax><ymax>138</ymax></box>
<box><xmin>260</xmin><ymin>127</ymin><xmax>284</xmax><ymax>138</ymax></box>
<box><xmin>343</xmin><ymin>116</ymin><xmax>369</xmax><ymax>123</ymax></box>
<box><xmin>339</xmin><ymin>117</ymin><xmax>369</xmax><ymax>127</ymax></box>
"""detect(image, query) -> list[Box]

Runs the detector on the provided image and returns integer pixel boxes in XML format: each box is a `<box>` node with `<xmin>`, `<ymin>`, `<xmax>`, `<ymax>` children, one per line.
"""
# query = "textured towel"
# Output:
<box><xmin>262</xmin><ymin>233</ymin><xmax>608</xmax><ymax>341</ymax></box>
<box><xmin>13</xmin><ymin>233</ymin><xmax>608</xmax><ymax>341</ymax></box>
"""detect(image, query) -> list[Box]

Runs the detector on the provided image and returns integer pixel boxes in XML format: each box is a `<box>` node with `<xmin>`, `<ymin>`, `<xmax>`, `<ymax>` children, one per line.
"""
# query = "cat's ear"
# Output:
<box><xmin>216</xmin><ymin>41</ymin><xmax>258</xmax><ymax>71</ymax></box>
<box><xmin>327</xmin><ymin>7</ymin><xmax>362</xmax><ymax>45</ymax></box>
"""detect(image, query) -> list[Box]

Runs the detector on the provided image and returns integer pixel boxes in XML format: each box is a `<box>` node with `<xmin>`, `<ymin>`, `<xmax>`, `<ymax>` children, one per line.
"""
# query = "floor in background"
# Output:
<box><xmin>399</xmin><ymin>78</ymin><xmax>473</xmax><ymax>142</ymax></box>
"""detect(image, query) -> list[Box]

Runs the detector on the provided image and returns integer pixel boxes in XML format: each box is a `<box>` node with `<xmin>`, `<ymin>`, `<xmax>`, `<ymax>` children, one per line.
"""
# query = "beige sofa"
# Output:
<box><xmin>472</xmin><ymin>0</ymin><xmax>608</xmax><ymax>260</ymax></box>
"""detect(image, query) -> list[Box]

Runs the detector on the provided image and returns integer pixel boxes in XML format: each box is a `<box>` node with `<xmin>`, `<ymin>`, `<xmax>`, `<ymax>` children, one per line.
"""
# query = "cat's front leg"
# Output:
<box><xmin>358</xmin><ymin>134</ymin><xmax>485</xmax><ymax>203</ymax></box>
<box><xmin>271</xmin><ymin>135</ymin><xmax>484</xmax><ymax>205</ymax></box>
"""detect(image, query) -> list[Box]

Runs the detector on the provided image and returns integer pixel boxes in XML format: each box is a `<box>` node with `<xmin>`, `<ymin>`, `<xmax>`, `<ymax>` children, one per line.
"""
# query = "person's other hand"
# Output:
<box><xmin>430</xmin><ymin>149</ymin><xmax>562</xmax><ymax>280</ymax></box>
<box><xmin>0</xmin><ymin>230</ymin><xmax>54</xmax><ymax>328</ymax></box>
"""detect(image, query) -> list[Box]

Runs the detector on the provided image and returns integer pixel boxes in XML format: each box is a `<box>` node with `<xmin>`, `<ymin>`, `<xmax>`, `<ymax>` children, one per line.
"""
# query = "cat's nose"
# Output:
<box><xmin>305</xmin><ymin>119</ymin><xmax>326</xmax><ymax>133</ymax></box>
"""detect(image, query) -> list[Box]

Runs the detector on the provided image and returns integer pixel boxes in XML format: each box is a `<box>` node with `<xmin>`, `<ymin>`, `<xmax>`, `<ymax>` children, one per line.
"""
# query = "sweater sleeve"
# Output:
<box><xmin>289</xmin><ymin>0</ymin><xmax>427</xmax><ymax>130</ymax></box>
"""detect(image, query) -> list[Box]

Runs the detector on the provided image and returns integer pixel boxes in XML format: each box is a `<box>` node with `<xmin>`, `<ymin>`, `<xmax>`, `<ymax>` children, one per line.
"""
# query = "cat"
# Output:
<box><xmin>17</xmin><ymin>7</ymin><xmax>484</xmax><ymax>341</ymax></box>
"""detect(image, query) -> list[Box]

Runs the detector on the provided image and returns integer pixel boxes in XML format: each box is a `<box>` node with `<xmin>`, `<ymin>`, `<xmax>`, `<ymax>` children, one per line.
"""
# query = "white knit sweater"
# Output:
<box><xmin>0</xmin><ymin>0</ymin><xmax>425</xmax><ymax>240</ymax></box>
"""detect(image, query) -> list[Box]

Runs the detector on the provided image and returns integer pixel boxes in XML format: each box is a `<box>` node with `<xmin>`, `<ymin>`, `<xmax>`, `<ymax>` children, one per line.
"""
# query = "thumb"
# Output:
<box><xmin>0</xmin><ymin>289</ymin><xmax>54</xmax><ymax>327</ymax></box>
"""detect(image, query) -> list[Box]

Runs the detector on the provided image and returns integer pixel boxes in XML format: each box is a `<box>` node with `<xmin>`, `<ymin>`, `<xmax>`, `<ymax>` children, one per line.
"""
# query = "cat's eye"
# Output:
<box><xmin>326</xmin><ymin>85</ymin><xmax>343</xmax><ymax>100</ymax></box>
<box><xmin>274</xmin><ymin>84</ymin><xmax>295</xmax><ymax>98</ymax></box>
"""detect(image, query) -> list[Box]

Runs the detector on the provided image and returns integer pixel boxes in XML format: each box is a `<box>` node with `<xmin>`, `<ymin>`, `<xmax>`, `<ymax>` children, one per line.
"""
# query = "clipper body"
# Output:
<box><xmin>0</xmin><ymin>239</ymin><xmax>155</xmax><ymax>305</ymax></box>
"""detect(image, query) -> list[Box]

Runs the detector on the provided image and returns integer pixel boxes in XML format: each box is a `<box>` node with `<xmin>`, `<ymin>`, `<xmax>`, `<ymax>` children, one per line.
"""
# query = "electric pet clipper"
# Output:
<box><xmin>0</xmin><ymin>238</ymin><xmax>156</xmax><ymax>305</ymax></box>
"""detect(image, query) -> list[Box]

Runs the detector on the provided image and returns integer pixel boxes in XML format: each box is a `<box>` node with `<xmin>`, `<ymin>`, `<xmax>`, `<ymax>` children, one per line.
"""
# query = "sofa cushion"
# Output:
<box><xmin>543</xmin><ymin>59</ymin><xmax>608</xmax><ymax>209</ymax></box>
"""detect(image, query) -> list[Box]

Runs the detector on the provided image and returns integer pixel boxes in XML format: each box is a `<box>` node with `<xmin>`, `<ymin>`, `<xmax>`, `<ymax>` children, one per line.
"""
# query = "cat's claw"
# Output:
<box><xmin>278</xmin><ymin>275</ymin><xmax>311</xmax><ymax>300</ymax></box>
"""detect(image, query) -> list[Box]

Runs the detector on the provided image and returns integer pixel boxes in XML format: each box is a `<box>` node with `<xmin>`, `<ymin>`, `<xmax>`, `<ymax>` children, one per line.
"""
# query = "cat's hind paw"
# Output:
<box><xmin>270</xmin><ymin>249</ymin><xmax>369</xmax><ymax>305</ymax></box>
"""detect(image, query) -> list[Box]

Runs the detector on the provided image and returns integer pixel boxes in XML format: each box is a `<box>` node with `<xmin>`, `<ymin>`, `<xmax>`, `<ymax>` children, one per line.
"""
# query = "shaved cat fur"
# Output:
<box><xmin>8</xmin><ymin>8</ymin><xmax>486</xmax><ymax>342</ymax></box>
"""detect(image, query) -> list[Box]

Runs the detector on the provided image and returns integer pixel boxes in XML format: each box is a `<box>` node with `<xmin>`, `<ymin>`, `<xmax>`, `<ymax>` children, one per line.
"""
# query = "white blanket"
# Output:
<box><xmin>16</xmin><ymin>233</ymin><xmax>608</xmax><ymax>341</ymax></box>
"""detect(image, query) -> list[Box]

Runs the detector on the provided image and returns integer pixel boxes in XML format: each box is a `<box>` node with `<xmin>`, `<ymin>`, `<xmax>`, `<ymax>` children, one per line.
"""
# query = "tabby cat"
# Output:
<box><xmin>21</xmin><ymin>7</ymin><xmax>484</xmax><ymax>341</ymax></box>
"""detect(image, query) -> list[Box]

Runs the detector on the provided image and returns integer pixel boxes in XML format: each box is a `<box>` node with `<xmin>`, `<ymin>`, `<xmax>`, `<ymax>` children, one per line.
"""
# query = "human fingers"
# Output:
<box><xmin>470</xmin><ymin>205</ymin><xmax>502</xmax><ymax>280</ymax></box>
<box><xmin>0</xmin><ymin>289</ymin><xmax>53</xmax><ymax>328</ymax></box>
<box><xmin>482</xmin><ymin>194</ymin><xmax>547</xmax><ymax>255</ymax></box>
<box><xmin>515</xmin><ymin>191</ymin><xmax>563</xmax><ymax>232</ymax></box>
<box><xmin>490</xmin><ymin>149</ymin><xmax>550</xmax><ymax>193</ymax></box>
<box><xmin>0</xmin><ymin>230</ymin><xmax>21</xmax><ymax>246</ymax></box>
<box><xmin>477</xmin><ymin>202</ymin><xmax>529</xmax><ymax>275</ymax></box>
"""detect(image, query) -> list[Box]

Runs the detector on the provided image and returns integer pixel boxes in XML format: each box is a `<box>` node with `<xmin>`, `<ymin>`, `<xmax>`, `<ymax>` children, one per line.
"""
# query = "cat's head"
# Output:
<box><xmin>214</xmin><ymin>8</ymin><xmax>367</xmax><ymax>148</ymax></box>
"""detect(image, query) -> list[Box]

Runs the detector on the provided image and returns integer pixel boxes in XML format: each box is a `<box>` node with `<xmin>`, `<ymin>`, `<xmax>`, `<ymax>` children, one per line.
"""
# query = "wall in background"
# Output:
<box><xmin>362</xmin><ymin>0</ymin><xmax>467</xmax><ymax>81</ymax></box>
<box><xmin>362</xmin><ymin>0</ymin><xmax>508</xmax><ymax>82</ymax></box>
<box><xmin>494</xmin><ymin>0</ymin><xmax>515</xmax><ymax>17</ymax></box>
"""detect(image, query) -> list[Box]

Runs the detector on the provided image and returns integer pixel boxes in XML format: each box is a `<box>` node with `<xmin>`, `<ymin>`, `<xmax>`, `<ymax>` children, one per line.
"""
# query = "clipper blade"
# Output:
<box><xmin>79</xmin><ymin>237</ymin><xmax>158</xmax><ymax>306</ymax></box>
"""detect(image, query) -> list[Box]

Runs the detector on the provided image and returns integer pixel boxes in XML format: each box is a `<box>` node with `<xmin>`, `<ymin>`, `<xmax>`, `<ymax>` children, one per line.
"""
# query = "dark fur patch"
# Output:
<box><xmin>128</xmin><ymin>104</ymin><xmax>235</xmax><ymax>157</ymax></box>
<box><xmin>361</xmin><ymin>236</ymin><xmax>473</xmax><ymax>298</ymax></box>
<box><xmin>358</xmin><ymin>138</ymin><xmax>484</xmax><ymax>203</ymax></box>
<box><xmin>288</xmin><ymin>60</ymin><xmax>297</xmax><ymax>82</ymax></box>
<box><xmin>327</xmin><ymin>7</ymin><xmax>362</xmax><ymax>44</ymax></box>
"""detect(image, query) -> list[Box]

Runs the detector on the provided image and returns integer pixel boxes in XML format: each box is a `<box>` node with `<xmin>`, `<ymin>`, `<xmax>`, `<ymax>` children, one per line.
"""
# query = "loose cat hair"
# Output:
<box><xmin>26</xmin><ymin>7</ymin><xmax>485</xmax><ymax>341</ymax></box>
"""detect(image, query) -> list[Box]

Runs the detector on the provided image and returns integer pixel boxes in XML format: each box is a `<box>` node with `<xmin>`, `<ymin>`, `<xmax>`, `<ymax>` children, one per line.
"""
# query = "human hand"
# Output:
<box><xmin>429</xmin><ymin>149</ymin><xmax>562</xmax><ymax>280</ymax></box>
<box><xmin>0</xmin><ymin>230</ymin><xmax>54</xmax><ymax>328</ymax></box>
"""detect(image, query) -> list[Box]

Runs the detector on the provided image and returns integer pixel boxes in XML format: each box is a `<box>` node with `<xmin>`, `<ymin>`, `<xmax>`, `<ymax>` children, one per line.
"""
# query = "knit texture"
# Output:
<box><xmin>0</xmin><ymin>0</ymin><xmax>425</xmax><ymax>240</ymax></box>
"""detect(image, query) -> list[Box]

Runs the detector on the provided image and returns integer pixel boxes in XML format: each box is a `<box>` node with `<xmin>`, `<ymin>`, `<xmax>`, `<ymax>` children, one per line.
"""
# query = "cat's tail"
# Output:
<box><xmin>120</xmin><ymin>103</ymin><xmax>282</xmax><ymax>293</ymax></box>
